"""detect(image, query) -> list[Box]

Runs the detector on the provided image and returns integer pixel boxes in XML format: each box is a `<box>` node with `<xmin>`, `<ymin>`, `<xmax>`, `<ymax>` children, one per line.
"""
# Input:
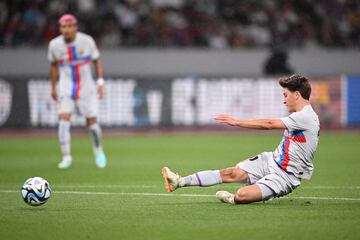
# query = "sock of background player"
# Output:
<box><xmin>58</xmin><ymin>120</ymin><xmax>71</xmax><ymax>159</ymax></box>
<box><xmin>89</xmin><ymin>123</ymin><xmax>103</xmax><ymax>155</ymax></box>
<box><xmin>179</xmin><ymin>170</ymin><xmax>222</xmax><ymax>187</ymax></box>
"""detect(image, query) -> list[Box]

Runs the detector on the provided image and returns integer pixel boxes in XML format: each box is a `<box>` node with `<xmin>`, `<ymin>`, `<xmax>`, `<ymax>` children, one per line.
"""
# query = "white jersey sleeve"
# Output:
<box><xmin>281</xmin><ymin>111</ymin><xmax>308</xmax><ymax>131</ymax></box>
<box><xmin>88</xmin><ymin>36</ymin><xmax>100</xmax><ymax>60</ymax></box>
<box><xmin>48</xmin><ymin>41</ymin><xmax>56</xmax><ymax>63</ymax></box>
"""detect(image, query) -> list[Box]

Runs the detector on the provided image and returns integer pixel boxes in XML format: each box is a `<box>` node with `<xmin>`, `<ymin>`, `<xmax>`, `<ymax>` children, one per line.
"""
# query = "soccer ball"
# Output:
<box><xmin>21</xmin><ymin>177</ymin><xmax>51</xmax><ymax>206</ymax></box>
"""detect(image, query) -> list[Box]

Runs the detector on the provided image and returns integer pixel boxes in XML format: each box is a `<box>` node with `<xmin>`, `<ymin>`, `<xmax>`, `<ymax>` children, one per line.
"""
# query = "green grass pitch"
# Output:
<box><xmin>0</xmin><ymin>132</ymin><xmax>360</xmax><ymax>240</ymax></box>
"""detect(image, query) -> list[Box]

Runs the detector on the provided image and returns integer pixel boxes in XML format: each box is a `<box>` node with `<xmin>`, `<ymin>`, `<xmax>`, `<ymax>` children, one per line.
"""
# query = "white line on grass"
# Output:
<box><xmin>284</xmin><ymin>196</ymin><xmax>360</xmax><ymax>201</ymax></box>
<box><xmin>3</xmin><ymin>185</ymin><xmax>360</xmax><ymax>191</ymax></box>
<box><xmin>1</xmin><ymin>189</ymin><xmax>212</xmax><ymax>198</ymax></box>
<box><xmin>55</xmin><ymin>185</ymin><xmax>159</xmax><ymax>188</ymax></box>
<box><xmin>302</xmin><ymin>186</ymin><xmax>360</xmax><ymax>190</ymax></box>
<box><xmin>25</xmin><ymin>185</ymin><xmax>360</xmax><ymax>190</ymax></box>
<box><xmin>1</xmin><ymin>189</ymin><xmax>360</xmax><ymax>201</ymax></box>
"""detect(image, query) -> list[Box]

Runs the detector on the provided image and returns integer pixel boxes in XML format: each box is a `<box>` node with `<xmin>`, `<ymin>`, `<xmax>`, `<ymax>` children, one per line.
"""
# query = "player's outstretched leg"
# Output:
<box><xmin>162</xmin><ymin>166</ymin><xmax>223</xmax><ymax>192</ymax></box>
<box><xmin>58</xmin><ymin>119</ymin><xmax>72</xmax><ymax>169</ymax></box>
<box><xmin>88</xmin><ymin>119</ymin><xmax>107</xmax><ymax>168</ymax></box>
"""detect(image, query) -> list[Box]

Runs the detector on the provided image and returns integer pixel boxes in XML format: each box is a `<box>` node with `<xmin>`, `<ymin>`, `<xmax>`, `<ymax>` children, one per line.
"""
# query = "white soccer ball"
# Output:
<box><xmin>21</xmin><ymin>177</ymin><xmax>51</xmax><ymax>206</ymax></box>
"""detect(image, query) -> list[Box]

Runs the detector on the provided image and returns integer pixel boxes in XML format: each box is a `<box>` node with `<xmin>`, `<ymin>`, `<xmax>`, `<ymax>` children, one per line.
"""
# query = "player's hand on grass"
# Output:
<box><xmin>97</xmin><ymin>84</ymin><xmax>105</xmax><ymax>98</ymax></box>
<box><xmin>215</xmin><ymin>114</ymin><xmax>238</xmax><ymax>126</ymax></box>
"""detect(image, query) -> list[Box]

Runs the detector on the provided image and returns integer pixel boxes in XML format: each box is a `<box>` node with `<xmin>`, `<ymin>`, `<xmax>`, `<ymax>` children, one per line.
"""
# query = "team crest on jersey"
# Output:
<box><xmin>78</xmin><ymin>48</ymin><xmax>84</xmax><ymax>55</ymax></box>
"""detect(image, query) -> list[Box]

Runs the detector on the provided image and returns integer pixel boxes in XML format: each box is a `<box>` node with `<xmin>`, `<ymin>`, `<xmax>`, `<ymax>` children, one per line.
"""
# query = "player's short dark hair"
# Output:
<box><xmin>279</xmin><ymin>74</ymin><xmax>311</xmax><ymax>100</ymax></box>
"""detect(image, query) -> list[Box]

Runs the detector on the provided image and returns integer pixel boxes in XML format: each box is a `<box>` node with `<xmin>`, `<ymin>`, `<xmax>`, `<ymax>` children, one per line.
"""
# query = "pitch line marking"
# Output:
<box><xmin>55</xmin><ymin>185</ymin><xmax>159</xmax><ymax>188</ymax></box>
<box><xmin>1</xmin><ymin>189</ymin><xmax>360</xmax><ymax>201</ymax></box>
<box><xmin>4</xmin><ymin>184</ymin><xmax>359</xmax><ymax>190</ymax></box>
<box><xmin>302</xmin><ymin>186</ymin><xmax>360</xmax><ymax>190</ymax></box>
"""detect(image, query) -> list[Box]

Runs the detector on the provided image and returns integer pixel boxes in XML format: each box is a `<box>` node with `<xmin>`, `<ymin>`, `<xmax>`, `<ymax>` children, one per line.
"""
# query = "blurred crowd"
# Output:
<box><xmin>0</xmin><ymin>0</ymin><xmax>359</xmax><ymax>48</ymax></box>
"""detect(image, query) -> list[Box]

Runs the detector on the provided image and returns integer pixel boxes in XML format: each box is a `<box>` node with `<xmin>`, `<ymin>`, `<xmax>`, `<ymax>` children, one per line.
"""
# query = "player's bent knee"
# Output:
<box><xmin>86</xmin><ymin>117</ymin><xmax>97</xmax><ymax>126</ymax></box>
<box><xmin>234</xmin><ymin>185</ymin><xmax>262</xmax><ymax>204</ymax></box>
<box><xmin>234</xmin><ymin>188</ymin><xmax>251</xmax><ymax>204</ymax></box>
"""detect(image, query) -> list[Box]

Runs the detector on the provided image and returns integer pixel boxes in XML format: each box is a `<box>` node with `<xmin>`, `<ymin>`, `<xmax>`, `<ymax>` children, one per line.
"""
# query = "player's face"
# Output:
<box><xmin>282</xmin><ymin>88</ymin><xmax>297</xmax><ymax>113</ymax></box>
<box><xmin>59</xmin><ymin>21</ymin><xmax>77</xmax><ymax>42</ymax></box>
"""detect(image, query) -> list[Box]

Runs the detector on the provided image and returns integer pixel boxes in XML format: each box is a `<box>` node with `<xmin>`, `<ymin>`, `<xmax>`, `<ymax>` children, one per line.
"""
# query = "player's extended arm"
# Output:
<box><xmin>215</xmin><ymin>114</ymin><xmax>286</xmax><ymax>130</ymax></box>
<box><xmin>49</xmin><ymin>62</ymin><xmax>58</xmax><ymax>101</ymax></box>
<box><xmin>94</xmin><ymin>59</ymin><xmax>104</xmax><ymax>98</ymax></box>
<box><xmin>94</xmin><ymin>58</ymin><xmax>103</xmax><ymax>80</ymax></box>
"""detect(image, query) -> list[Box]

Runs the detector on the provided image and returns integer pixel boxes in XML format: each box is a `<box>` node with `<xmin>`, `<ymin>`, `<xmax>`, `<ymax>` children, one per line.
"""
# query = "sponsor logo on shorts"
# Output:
<box><xmin>249</xmin><ymin>156</ymin><xmax>258</xmax><ymax>161</ymax></box>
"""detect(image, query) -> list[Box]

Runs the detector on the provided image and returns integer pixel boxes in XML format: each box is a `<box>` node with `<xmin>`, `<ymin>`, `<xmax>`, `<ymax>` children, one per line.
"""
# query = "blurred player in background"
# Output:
<box><xmin>162</xmin><ymin>74</ymin><xmax>320</xmax><ymax>204</ymax></box>
<box><xmin>48</xmin><ymin>14</ymin><xmax>107</xmax><ymax>169</ymax></box>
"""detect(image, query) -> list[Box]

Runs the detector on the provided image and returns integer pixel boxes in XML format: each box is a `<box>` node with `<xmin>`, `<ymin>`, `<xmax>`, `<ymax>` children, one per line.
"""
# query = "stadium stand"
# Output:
<box><xmin>0</xmin><ymin>1</ymin><xmax>359</xmax><ymax>129</ymax></box>
<box><xmin>0</xmin><ymin>0</ymin><xmax>359</xmax><ymax>48</ymax></box>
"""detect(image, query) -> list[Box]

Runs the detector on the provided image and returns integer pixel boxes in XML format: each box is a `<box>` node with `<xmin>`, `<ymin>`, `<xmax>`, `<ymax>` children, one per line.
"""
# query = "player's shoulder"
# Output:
<box><xmin>49</xmin><ymin>35</ymin><xmax>63</xmax><ymax>47</ymax></box>
<box><xmin>293</xmin><ymin>105</ymin><xmax>315</xmax><ymax>116</ymax></box>
<box><xmin>286</xmin><ymin>105</ymin><xmax>315</xmax><ymax>124</ymax></box>
<box><xmin>292</xmin><ymin>105</ymin><xmax>319</xmax><ymax>125</ymax></box>
<box><xmin>302</xmin><ymin>105</ymin><xmax>318</xmax><ymax>118</ymax></box>
<box><xmin>77</xmin><ymin>32</ymin><xmax>95</xmax><ymax>42</ymax></box>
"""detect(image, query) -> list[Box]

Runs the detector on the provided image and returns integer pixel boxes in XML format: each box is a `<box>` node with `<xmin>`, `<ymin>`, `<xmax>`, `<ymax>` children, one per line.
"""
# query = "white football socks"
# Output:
<box><xmin>180</xmin><ymin>170</ymin><xmax>222</xmax><ymax>187</ymax></box>
<box><xmin>89</xmin><ymin>123</ymin><xmax>102</xmax><ymax>155</ymax></box>
<box><xmin>58</xmin><ymin>120</ymin><xmax>71</xmax><ymax>158</ymax></box>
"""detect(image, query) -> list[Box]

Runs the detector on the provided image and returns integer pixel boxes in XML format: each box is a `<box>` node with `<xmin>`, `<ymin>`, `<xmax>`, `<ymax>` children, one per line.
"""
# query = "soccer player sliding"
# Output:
<box><xmin>162</xmin><ymin>74</ymin><xmax>320</xmax><ymax>204</ymax></box>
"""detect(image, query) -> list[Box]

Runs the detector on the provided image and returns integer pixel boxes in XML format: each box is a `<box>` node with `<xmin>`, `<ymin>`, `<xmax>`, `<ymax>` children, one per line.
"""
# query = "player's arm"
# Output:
<box><xmin>215</xmin><ymin>114</ymin><xmax>286</xmax><ymax>130</ymax></box>
<box><xmin>94</xmin><ymin>58</ymin><xmax>104</xmax><ymax>98</ymax></box>
<box><xmin>49</xmin><ymin>62</ymin><xmax>58</xmax><ymax>101</ymax></box>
